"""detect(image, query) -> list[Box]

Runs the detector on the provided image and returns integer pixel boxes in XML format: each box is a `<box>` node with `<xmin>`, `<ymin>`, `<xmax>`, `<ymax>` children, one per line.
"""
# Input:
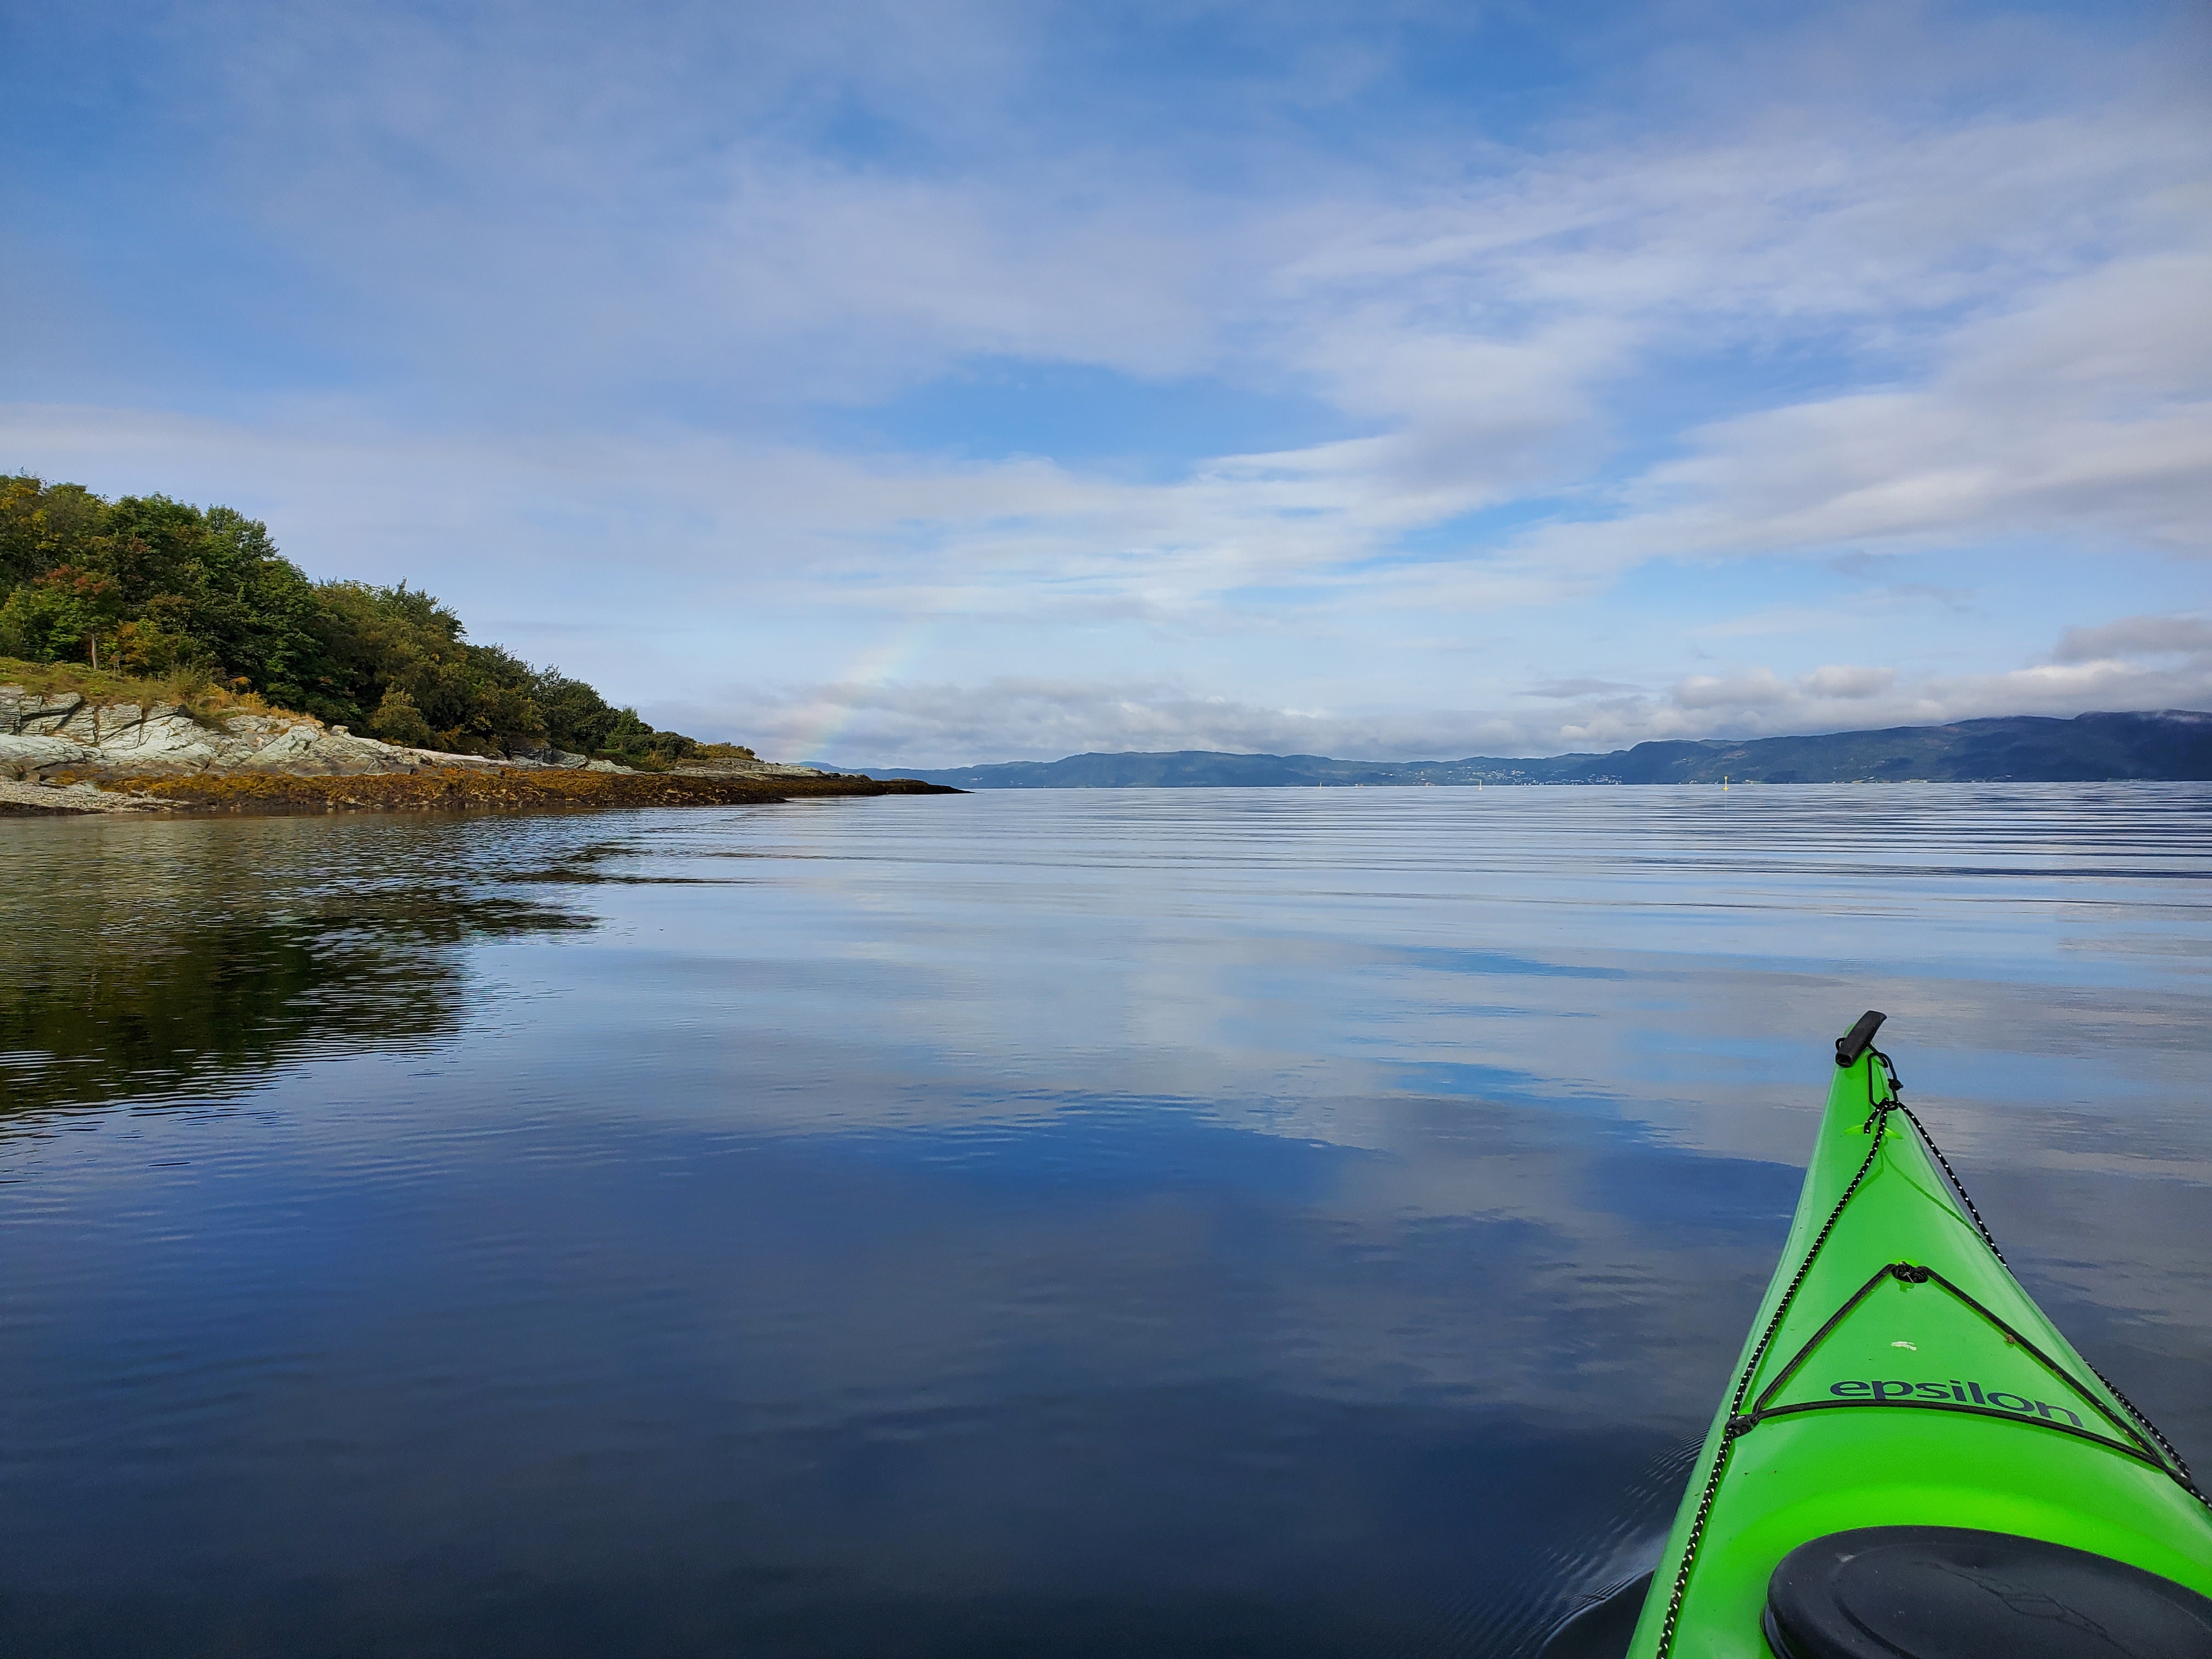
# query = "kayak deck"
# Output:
<box><xmin>1621</xmin><ymin>1018</ymin><xmax>2212</xmax><ymax>1659</ymax></box>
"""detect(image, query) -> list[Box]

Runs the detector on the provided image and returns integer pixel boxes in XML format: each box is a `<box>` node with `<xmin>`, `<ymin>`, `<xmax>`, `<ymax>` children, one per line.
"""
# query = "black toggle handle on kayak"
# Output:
<box><xmin>1835</xmin><ymin>1011</ymin><xmax>1886</xmax><ymax>1068</ymax></box>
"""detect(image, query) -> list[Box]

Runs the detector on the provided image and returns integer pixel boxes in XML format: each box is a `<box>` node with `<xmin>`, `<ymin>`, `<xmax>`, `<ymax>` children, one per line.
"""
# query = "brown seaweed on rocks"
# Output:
<box><xmin>84</xmin><ymin>768</ymin><xmax>961</xmax><ymax>815</ymax></box>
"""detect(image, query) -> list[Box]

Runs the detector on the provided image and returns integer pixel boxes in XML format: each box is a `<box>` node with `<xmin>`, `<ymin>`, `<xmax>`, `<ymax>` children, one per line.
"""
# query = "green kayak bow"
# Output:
<box><xmin>1545</xmin><ymin>1013</ymin><xmax>2212</xmax><ymax>1659</ymax></box>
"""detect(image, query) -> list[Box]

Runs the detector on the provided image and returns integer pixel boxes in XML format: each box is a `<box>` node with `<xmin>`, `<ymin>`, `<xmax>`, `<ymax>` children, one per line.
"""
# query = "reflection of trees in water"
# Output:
<box><xmin>0</xmin><ymin>818</ymin><xmax>593</xmax><ymax>1116</ymax></box>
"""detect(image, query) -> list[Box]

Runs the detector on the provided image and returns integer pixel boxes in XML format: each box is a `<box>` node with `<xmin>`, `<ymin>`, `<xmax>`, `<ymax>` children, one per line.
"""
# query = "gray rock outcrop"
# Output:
<box><xmin>0</xmin><ymin>777</ymin><xmax>168</xmax><ymax>815</ymax></box>
<box><xmin>0</xmin><ymin>686</ymin><xmax>633</xmax><ymax>785</ymax></box>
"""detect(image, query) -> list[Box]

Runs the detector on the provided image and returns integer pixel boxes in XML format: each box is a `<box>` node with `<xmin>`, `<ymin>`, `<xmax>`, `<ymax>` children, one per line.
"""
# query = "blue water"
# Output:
<box><xmin>3</xmin><ymin>785</ymin><xmax>2208</xmax><ymax>1656</ymax></box>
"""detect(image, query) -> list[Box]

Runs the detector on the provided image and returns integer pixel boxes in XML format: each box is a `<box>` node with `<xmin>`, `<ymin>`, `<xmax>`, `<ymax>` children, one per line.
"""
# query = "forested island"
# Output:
<box><xmin>0</xmin><ymin>475</ymin><xmax>957</xmax><ymax>815</ymax></box>
<box><xmin>0</xmin><ymin>473</ymin><xmax>717</xmax><ymax>767</ymax></box>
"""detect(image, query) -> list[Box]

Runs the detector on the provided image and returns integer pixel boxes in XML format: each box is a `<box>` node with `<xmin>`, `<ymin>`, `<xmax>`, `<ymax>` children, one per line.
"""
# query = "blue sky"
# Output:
<box><xmin>3</xmin><ymin>0</ymin><xmax>2208</xmax><ymax>764</ymax></box>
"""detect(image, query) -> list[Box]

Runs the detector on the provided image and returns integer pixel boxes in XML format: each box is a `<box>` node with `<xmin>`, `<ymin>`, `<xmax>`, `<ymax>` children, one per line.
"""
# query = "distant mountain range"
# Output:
<box><xmin>852</xmin><ymin>710</ymin><xmax>2212</xmax><ymax>788</ymax></box>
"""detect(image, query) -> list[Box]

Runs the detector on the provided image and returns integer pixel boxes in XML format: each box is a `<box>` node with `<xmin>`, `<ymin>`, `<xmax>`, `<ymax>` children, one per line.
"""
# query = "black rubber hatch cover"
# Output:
<box><xmin>1765</xmin><ymin>1527</ymin><xmax>2212</xmax><ymax>1659</ymax></box>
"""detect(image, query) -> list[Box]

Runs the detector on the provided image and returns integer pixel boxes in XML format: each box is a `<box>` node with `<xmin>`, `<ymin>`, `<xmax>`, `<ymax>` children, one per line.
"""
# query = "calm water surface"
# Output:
<box><xmin>3</xmin><ymin>786</ymin><xmax>2208</xmax><ymax>1656</ymax></box>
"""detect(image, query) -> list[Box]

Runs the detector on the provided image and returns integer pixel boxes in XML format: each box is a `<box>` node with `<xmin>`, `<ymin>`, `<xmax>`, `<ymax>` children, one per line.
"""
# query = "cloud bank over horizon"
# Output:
<box><xmin>4</xmin><ymin>0</ymin><xmax>2207</xmax><ymax>765</ymax></box>
<box><xmin>667</xmin><ymin>614</ymin><xmax>2212</xmax><ymax>766</ymax></box>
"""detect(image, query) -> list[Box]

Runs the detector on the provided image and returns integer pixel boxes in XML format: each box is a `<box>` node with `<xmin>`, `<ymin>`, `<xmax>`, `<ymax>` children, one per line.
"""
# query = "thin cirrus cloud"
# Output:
<box><xmin>1</xmin><ymin>0</ymin><xmax>2208</xmax><ymax>764</ymax></box>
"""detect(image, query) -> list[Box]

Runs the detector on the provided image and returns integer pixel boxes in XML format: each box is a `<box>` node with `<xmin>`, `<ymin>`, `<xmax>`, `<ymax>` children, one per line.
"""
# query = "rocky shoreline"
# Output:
<box><xmin>0</xmin><ymin>685</ymin><xmax>952</xmax><ymax>815</ymax></box>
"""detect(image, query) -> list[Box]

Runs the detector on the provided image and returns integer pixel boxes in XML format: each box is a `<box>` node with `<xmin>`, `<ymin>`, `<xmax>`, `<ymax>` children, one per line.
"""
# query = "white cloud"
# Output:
<box><xmin>1673</xmin><ymin>670</ymin><xmax>1795</xmax><ymax>711</ymax></box>
<box><xmin>1798</xmin><ymin>665</ymin><xmax>1895</xmax><ymax>699</ymax></box>
<box><xmin>2055</xmin><ymin>614</ymin><xmax>2212</xmax><ymax>663</ymax></box>
<box><xmin>1441</xmin><ymin>250</ymin><xmax>2212</xmax><ymax>608</ymax></box>
<box><xmin>1526</xmin><ymin>678</ymin><xmax>1642</xmax><ymax>700</ymax></box>
<box><xmin>667</xmin><ymin>677</ymin><xmax>1372</xmax><ymax>765</ymax></box>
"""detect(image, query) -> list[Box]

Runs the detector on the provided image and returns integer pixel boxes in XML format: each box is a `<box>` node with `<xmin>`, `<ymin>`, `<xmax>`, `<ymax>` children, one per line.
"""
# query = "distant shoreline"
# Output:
<box><xmin>840</xmin><ymin>710</ymin><xmax>2212</xmax><ymax>789</ymax></box>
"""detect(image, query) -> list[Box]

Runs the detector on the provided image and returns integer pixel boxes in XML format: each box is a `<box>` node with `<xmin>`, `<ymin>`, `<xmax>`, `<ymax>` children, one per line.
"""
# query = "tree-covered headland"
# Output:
<box><xmin>0</xmin><ymin>475</ymin><xmax>735</xmax><ymax>766</ymax></box>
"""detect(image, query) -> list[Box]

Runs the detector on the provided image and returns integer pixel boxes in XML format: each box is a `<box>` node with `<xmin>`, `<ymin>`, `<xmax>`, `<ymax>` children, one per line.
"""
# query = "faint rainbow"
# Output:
<box><xmin>787</xmin><ymin>620</ymin><xmax>938</xmax><ymax>763</ymax></box>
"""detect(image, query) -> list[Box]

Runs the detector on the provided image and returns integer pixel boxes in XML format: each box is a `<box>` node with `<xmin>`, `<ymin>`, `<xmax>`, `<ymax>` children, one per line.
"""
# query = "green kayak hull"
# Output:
<box><xmin>1621</xmin><ymin>1018</ymin><xmax>2212</xmax><ymax>1659</ymax></box>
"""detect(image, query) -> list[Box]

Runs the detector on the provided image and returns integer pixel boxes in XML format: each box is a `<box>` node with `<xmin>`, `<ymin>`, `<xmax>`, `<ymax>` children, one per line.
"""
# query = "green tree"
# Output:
<box><xmin>0</xmin><ymin>476</ymin><xmax>108</xmax><ymax>590</ymax></box>
<box><xmin>298</xmin><ymin>584</ymin><xmax>552</xmax><ymax>756</ymax></box>
<box><xmin>366</xmin><ymin>686</ymin><xmax>435</xmax><ymax>748</ymax></box>
<box><xmin>0</xmin><ymin>566</ymin><xmax>125</xmax><ymax>662</ymax></box>
<box><xmin>527</xmin><ymin>667</ymin><xmax>622</xmax><ymax>754</ymax></box>
<box><xmin>597</xmin><ymin>707</ymin><xmax>700</xmax><ymax>768</ymax></box>
<box><xmin>89</xmin><ymin>496</ymin><xmax>324</xmax><ymax>699</ymax></box>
